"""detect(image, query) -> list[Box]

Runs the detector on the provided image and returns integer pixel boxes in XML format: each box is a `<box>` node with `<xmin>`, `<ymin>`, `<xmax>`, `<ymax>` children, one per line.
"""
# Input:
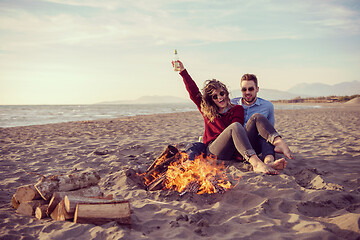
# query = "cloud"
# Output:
<box><xmin>0</xmin><ymin>0</ymin><xmax>359</xmax><ymax>53</ymax></box>
<box><xmin>263</xmin><ymin>0</ymin><xmax>360</xmax><ymax>36</ymax></box>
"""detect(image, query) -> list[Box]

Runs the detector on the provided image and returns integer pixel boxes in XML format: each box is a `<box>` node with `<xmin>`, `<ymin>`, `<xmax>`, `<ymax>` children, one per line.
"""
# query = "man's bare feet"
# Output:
<box><xmin>264</xmin><ymin>155</ymin><xmax>287</xmax><ymax>170</ymax></box>
<box><xmin>267</xmin><ymin>158</ymin><xmax>287</xmax><ymax>170</ymax></box>
<box><xmin>248</xmin><ymin>155</ymin><xmax>279</xmax><ymax>175</ymax></box>
<box><xmin>273</xmin><ymin>137</ymin><xmax>294</xmax><ymax>159</ymax></box>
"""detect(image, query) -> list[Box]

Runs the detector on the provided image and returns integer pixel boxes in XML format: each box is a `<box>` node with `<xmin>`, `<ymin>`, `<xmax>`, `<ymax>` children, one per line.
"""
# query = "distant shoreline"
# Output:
<box><xmin>271</xmin><ymin>94</ymin><xmax>359</xmax><ymax>104</ymax></box>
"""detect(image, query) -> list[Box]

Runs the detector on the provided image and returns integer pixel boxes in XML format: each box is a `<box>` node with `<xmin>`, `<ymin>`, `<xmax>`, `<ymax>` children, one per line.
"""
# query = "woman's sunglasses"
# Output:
<box><xmin>212</xmin><ymin>91</ymin><xmax>226</xmax><ymax>100</ymax></box>
<box><xmin>241</xmin><ymin>87</ymin><xmax>255</xmax><ymax>92</ymax></box>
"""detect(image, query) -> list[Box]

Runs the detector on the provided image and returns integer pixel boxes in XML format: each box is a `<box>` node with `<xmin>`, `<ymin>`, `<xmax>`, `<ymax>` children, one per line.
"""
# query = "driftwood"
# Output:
<box><xmin>50</xmin><ymin>200</ymin><xmax>74</xmax><ymax>221</ymax></box>
<box><xmin>47</xmin><ymin>185</ymin><xmax>103</xmax><ymax>215</ymax></box>
<box><xmin>74</xmin><ymin>201</ymin><xmax>131</xmax><ymax>225</ymax></box>
<box><xmin>64</xmin><ymin>195</ymin><xmax>115</xmax><ymax>213</ymax></box>
<box><xmin>35</xmin><ymin>205</ymin><xmax>49</xmax><ymax>220</ymax></box>
<box><xmin>34</xmin><ymin>170</ymin><xmax>101</xmax><ymax>200</ymax></box>
<box><xmin>16</xmin><ymin>200</ymin><xmax>47</xmax><ymax>216</ymax></box>
<box><xmin>14</xmin><ymin>185</ymin><xmax>42</xmax><ymax>203</ymax></box>
<box><xmin>11</xmin><ymin>195</ymin><xmax>20</xmax><ymax>209</ymax></box>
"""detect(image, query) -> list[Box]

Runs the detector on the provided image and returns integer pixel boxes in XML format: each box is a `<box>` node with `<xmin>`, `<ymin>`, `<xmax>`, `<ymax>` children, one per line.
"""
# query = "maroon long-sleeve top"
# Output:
<box><xmin>180</xmin><ymin>69</ymin><xmax>245</xmax><ymax>146</ymax></box>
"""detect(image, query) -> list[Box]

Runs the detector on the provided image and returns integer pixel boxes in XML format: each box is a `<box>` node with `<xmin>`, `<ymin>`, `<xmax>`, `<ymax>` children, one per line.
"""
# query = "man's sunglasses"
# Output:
<box><xmin>241</xmin><ymin>87</ymin><xmax>255</xmax><ymax>92</ymax></box>
<box><xmin>212</xmin><ymin>91</ymin><xmax>226</xmax><ymax>100</ymax></box>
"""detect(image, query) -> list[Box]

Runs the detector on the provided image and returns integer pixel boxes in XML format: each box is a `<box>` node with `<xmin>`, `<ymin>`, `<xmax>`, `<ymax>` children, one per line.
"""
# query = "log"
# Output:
<box><xmin>16</xmin><ymin>200</ymin><xmax>47</xmax><ymax>216</ymax></box>
<box><xmin>35</xmin><ymin>205</ymin><xmax>49</xmax><ymax>220</ymax></box>
<box><xmin>74</xmin><ymin>201</ymin><xmax>131</xmax><ymax>225</ymax></box>
<box><xmin>147</xmin><ymin>173</ymin><xmax>167</xmax><ymax>191</ymax></box>
<box><xmin>47</xmin><ymin>185</ymin><xmax>103</xmax><ymax>215</ymax></box>
<box><xmin>50</xmin><ymin>200</ymin><xmax>74</xmax><ymax>221</ymax></box>
<box><xmin>34</xmin><ymin>169</ymin><xmax>101</xmax><ymax>200</ymax></box>
<box><xmin>140</xmin><ymin>146</ymin><xmax>185</xmax><ymax>190</ymax></box>
<box><xmin>143</xmin><ymin>155</ymin><xmax>177</xmax><ymax>180</ymax></box>
<box><xmin>145</xmin><ymin>145</ymin><xmax>179</xmax><ymax>173</ymax></box>
<box><xmin>11</xmin><ymin>194</ymin><xmax>20</xmax><ymax>209</ymax></box>
<box><xmin>64</xmin><ymin>195</ymin><xmax>116</xmax><ymax>214</ymax></box>
<box><xmin>14</xmin><ymin>185</ymin><xmax>42</xmax><ymax>203</ymax></box>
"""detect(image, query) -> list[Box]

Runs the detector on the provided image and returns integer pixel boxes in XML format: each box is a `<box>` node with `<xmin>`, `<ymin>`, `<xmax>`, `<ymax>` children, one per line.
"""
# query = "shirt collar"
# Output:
<box><xmin>239</xmin><ymin>97</ymin><xmax>260</xmax><ymax>107</ymax></box>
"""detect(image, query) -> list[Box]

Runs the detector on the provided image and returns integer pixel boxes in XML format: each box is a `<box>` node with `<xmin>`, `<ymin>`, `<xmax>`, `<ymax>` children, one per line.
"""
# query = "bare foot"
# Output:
<box><xmin>273</xmin><ymin>137</ymin><xmax>294</xmax><ymax>159</ymax></box>
<box><xmin>249</xmin><ymin>155</ymin><xmax>279</xmax><ymax>175</ymax></box>
<box><xmin>267</xmin><ymin>158</ymin><xmax>287</xmax><ymax>170</ymax></box>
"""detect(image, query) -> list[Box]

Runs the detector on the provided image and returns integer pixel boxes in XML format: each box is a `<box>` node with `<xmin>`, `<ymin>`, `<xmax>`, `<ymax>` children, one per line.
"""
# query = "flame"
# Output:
<box><xmin>142</xmin><ymin>151</ymin><xmax>239</xmax><ymax>194</ymax></box>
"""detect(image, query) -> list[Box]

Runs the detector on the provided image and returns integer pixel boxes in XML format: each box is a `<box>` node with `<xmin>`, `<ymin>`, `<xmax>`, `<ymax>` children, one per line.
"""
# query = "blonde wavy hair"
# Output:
<box><xmin>200</xmin><ymin>79</ymin><xmax>232</xmax><ymax>122</ymax></box>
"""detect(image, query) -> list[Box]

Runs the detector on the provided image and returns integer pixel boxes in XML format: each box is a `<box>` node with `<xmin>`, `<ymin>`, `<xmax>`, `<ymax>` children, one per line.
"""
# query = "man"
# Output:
<box><xmin>231</xmin><ymin>74</ymin><xmax>274</xmax><ymax>126</ymax></box>
<box><xmin>231</xmin><ymin>74</ymin><xmax>286</xmax><ymax>168</ymax></box>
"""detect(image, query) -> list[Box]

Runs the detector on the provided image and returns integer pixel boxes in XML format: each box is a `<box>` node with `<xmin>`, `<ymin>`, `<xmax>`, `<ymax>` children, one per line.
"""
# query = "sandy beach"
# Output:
<box><xmin>0</xmin><ymin>104</ymin><xmax>359</xmax><ymax>239</ymax></box>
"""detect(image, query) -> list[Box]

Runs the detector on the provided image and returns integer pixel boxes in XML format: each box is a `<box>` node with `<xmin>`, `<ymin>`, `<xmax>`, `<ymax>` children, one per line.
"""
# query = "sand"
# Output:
<box><xmin>0</xmin><ymin>104</ymin><xmax>359</xmax><ymax>239</ymax></box>
<box><xmin>345</xmin><ymin>97</ymin><xmax>360</xmax><ymax>105</ymax></box>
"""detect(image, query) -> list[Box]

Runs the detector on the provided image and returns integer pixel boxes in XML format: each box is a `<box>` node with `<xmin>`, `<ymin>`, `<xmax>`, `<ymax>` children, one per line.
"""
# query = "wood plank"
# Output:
<box><xmin>74</xmin><ymin>201</ymin><xmax>131</xmax><ymax>225</ymax></box>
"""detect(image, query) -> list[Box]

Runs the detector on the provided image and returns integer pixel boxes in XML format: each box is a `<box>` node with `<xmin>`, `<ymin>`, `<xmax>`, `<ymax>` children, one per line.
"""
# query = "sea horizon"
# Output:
<box><xmin>0</xmin><ymin>103</ymin><xmax>322</xmax><ymax>128</ymax></box>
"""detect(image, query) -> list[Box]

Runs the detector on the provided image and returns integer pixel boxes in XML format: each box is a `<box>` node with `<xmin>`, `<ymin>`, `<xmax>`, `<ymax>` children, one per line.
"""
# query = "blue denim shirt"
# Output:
<box><xmin>231</xmin><ymin>97</ymin><xmax>275</xmax><ymax>127</ymax></box>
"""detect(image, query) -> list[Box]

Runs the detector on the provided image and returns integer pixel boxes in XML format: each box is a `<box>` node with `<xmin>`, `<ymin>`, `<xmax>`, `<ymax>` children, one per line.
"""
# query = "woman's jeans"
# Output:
<box><xmin>207</xmin><ymin>113</ymin><xmax>280</xmax><ymax>161</ymax></box>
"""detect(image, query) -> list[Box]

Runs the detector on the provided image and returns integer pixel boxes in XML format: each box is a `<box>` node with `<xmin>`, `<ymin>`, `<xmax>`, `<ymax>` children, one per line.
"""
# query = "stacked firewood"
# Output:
<box><xmin>11</xmin><ymin>170</ymin><xmax>131</xmax><ymax>225</ymax></box>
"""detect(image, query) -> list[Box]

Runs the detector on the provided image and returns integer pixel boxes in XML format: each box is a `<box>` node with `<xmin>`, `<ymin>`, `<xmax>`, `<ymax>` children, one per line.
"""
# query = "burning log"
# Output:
<box><xmin>74</xmin><ymin>201</ymin><xmax>131</xmax><ymax>225</ymax></box>
<box><xmin>182</xmin><ymin>181</ymin><xmax>201</xmax><ymax>194</ymax></box>
<box><xmin>138</xmin><ymin>145</ymin><xmax>238</xmax><ymax>195</ymax></box>
<box><xmin>47</xmin><ymin>185</ymin><xmax>103</xmax><ymax>215</ymax></box>
<box><xmin>145</xmin><ymin>145</ymin><xmax>179</xmax><ymax>173</ymax></box>
<box><xmin>147</xmin><ymin>173</ymin><xmax>167</xmax><ymax>191</ymax></box>
<box><xmin>34</xmin><ymin>170</ymin><xmax>101</xmax><ymax>200</ymax></box>
<box><xmin>140</xmin><ymin>145</ymin><xmax>185</xmax><ymax>186</ymax></box>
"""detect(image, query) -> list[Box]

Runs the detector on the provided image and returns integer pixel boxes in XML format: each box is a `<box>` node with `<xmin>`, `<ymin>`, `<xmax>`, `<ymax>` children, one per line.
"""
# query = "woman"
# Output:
<box><xmin>174</xmin><ymin>60</ymin><xmax>293</xmax><ymax>175</ymax></box>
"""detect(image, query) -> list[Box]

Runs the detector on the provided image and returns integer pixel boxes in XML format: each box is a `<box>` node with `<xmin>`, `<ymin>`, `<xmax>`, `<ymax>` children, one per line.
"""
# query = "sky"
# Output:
<box><xmin>0</xmin><ymin>0</ymin><xmax>359</xmax><ymax>105</ymax></box>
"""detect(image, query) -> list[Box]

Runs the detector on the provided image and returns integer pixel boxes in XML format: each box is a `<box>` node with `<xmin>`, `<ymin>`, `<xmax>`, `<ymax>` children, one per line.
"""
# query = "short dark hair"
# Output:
<box><xmin>241</xmin><ymin>74</ymin><xmax>258</xmax><ymax>88</ymax></box>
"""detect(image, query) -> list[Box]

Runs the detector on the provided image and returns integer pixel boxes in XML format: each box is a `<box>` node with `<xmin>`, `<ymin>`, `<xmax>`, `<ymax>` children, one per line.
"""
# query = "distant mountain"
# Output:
<box><xmin>287</xmin><ymin>80</ymin><xmax>360</xmax><ymax>97</ymax></box>
<box><xmin>97</xmin><ymin>95</ymin><xmax>190</xmax><ymax>104</ymax></box>
<box><xmin>97</xmin><ymin>81</ymin><xmax>360</xmax><ymax>104</ymax></box>
<box><xmin>230</xmin><ymin>88</ymin><xmax>299</xmax><ymax>101</ymax></box>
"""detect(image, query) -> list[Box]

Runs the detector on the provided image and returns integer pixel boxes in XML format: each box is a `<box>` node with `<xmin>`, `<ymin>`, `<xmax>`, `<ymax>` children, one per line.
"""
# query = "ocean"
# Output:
<box><xmin>0</xmin><ymin>103</ymin><xmax>321</xmax><ymax>128</ymax></box>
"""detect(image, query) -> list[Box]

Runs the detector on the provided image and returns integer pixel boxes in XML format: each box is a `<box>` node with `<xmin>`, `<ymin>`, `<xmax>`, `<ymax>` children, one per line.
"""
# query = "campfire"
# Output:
<box><xmin>139</xmin><ymin>145</ymin><xmax>239</xmax><ymax>194</ymax></box>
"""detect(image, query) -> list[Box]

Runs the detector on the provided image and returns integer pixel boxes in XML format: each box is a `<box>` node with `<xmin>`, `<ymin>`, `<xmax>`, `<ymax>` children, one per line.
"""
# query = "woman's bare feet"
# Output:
<box><xmin>273</xmin><ymin>136</ymin><xmax>294</xmax><ymax>159</ymax></box>
<box><xmin>248</xmin><ymin>155</ymin><xmax>279</xmax><ymax>175</ymax></box>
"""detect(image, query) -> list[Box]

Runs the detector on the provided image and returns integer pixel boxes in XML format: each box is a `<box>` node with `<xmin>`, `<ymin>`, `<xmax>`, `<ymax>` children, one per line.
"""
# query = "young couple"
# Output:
<box><xmin>173</xmin><ymin>60</ymin><xmax>294</xmax><ymax>175</ymax></box>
